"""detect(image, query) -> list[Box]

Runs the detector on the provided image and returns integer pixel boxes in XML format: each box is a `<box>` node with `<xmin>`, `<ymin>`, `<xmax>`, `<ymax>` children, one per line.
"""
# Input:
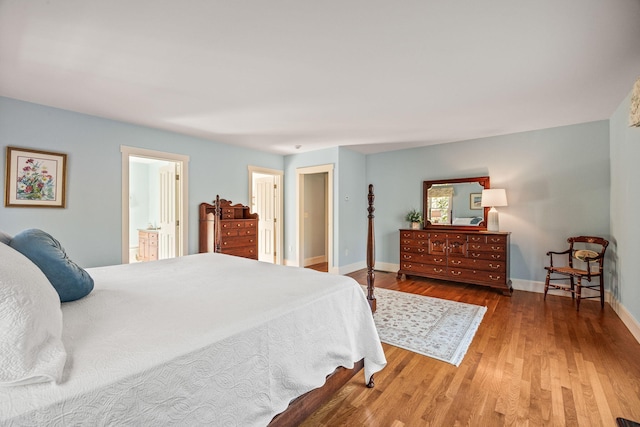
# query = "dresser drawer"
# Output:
<box><xmin>468</xmin><ymin>251</ymin><xmax>506</xmax><ymax>261</ymax></box>
<box><xmin>486</xmin><ymin>235</ymin><xmax>507</xmax><ymax>244</ymax></box>
<box><xmin>221</xmin><ymin>235</ymin><xmax>257</xmax><ymax>248</ymax></box>
<box><xmin>224</xmin><ymin>246</ymin><xmax>258</xmax><ymax>259</ymax></box>
<box><xmin>467</xmin><ymin>242</ymin><xmax>506</xmax><ymax>253</ymax></box>
<box><xmin>400</xmin><ymin>245</ymin><xmax>428</xmax><ymax>254</ymax></box>
<box><xmin>448</xmin><ymin>268</ymin><xmax>507</xmax><ymax>285</ymax></box>
<box><xmin>221</xmin><ymin>220</ymin><xmax>257</xmax><ymax>230</ymax></box>
<box><xmin>467</xmin><ymin>234</ymin><xmax>485</xmax><ymax>243</ymax></box>
<box><xmin>401</xmin><ymin>239</ymin><xmax>429</xmax><ymax>247</ymax></box>
<box><xmin>400</xmin><ymin>230</ymin><xmax>428</xmax><ymax>241</ymax></box>
<box><xmin>448</xmin><ymin>257</ymin><xmax>506</xmax><ymax>272</ymax></box>
<box><xmin>400</xmin><ymin>261</ymin><xmax>448</xmax><ymax>277</ymax></box>
<box><xmin>402</xmin><ymin>252</ymin><xmax>446</xmax><ymax>266</ymax></box>
<box><xmin>220</xmin><ymin>207</ymin><xmax>243</xmax><ymax>219</ymax></box>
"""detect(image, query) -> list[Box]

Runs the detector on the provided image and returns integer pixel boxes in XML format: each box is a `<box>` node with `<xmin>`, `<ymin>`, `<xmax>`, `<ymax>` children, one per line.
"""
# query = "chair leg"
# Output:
<box><xmin>570</xmin><ymin>277</ymin><xmax>575</xmax><ymax>300</ymax></box>
<box><xmin>544</xmin><ymin>271</ymin><xmax>551</xmax><ymax>300</ymax></box>
<box><xmin>575</xmin><ymin>277</ymin><xmax>582</xmax><ymax>311</ymax></box>
<box><xmin>600</xmin><ymin>275</ymin><xmax>605</xmax><ymax>308</ymax></box>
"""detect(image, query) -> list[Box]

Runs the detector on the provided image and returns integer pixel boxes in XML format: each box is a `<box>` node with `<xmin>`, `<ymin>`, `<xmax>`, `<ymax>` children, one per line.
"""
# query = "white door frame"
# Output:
<box><xmin>296</xmin><ymin>164</ymin><xmax>334</xmax><ymax>273</ymax></box>
<box><xmin>121</xmin><ymin>146</ymin><xmax>189</xmax><ymax>264</ymax></box>
<box><xmin>248</xmin><ymin>166</ymin><xmax>283</xmax><ymax>265</ymax></box>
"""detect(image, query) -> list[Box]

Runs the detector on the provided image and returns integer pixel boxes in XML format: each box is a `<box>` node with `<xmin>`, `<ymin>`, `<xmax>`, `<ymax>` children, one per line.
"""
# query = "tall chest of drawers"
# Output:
<box><xmin>397</xmin><ymin>229</ymin><xmax>512</xmax><ymax>295</ymax></box>
<box><xmin>199</xmin><ymin>198</ymin><xmax>259</xmax><ymax>260</ymax></box>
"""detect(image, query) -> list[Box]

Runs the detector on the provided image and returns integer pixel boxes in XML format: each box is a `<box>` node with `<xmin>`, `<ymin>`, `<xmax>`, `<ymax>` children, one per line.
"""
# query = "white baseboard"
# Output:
<box><xmin>372</xmin><ymin>262</ymin><xmax>398</xmax><ymax>273</ymax></box>
<box><xmin>338</xmin><ymin>261</ymin><xmax>366</xmax><ymax>275</ymax></box>
<box><xmin>610</xmin><ymin>300</ymin><xmax>640</xmax><ymax>344</ymax></box>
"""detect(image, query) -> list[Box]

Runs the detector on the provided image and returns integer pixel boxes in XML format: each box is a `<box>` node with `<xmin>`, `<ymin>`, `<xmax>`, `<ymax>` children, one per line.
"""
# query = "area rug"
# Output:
<box><xmin>367</xmin><ymin>287</ymin><xmax>487</xmax><ymax>366</ymax></box>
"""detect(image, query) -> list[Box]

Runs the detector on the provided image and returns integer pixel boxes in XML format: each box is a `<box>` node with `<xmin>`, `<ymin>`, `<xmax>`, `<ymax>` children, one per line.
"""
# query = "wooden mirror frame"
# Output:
<box><xmin>423</xmin><ymin>176</ymin><xmax>491</xmax><ymax>231</ymax></box>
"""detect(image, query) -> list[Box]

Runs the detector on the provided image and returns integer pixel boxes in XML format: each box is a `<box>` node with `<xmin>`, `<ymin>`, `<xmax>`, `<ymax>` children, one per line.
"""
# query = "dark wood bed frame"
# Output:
<box><xmin>199</xmin><ymin>186</ymin><xmax>378</xmax><ymax>426</ymax></box>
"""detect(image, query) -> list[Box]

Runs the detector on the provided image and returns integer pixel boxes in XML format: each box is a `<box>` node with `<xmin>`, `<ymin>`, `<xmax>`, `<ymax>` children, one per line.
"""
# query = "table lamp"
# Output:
<box><xmin>481</xmin><ymin>189</ymin><xmax>507</xmax><ymax>232</ymax></box>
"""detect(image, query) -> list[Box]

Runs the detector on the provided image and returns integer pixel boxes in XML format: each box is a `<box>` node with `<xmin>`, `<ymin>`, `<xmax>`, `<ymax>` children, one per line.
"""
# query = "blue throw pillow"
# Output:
<box><xmin>9</xmin><ymin>229</ymin><xmax>94</xmax><ymax>302</ymax></box>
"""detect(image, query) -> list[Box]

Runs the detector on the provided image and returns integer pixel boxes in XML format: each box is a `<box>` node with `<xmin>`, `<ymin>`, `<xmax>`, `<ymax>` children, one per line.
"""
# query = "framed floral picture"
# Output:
<box><xmin>4</xmin><ymin>146</ymin><xmax>67</xmax><ymax>208</ymax></box>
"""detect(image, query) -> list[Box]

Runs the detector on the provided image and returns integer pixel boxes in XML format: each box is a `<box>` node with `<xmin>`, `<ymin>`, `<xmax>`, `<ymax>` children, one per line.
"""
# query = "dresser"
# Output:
<box><xmin>199</xmin><ymin>198</ymin><xmax>259</xmax><ymax>260</ymax></box>
<box><xmin>138</xmin><ymin>230</ymin><xmax>158</xmax><ymax>262</ymax></box>
<box><xmin>397</xmin><ymin>229</ymin><xmax>512</xmax><ymax>295</ymax></box>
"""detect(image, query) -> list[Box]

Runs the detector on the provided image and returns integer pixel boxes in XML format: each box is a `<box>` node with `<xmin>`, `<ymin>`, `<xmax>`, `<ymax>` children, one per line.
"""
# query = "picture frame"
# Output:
<box><xmin>470</xmin><ymin>193</ymin><xmax>482</xmax><ymax>210</ymax></box>
<box><xmin>5</xmin><ymin>146</ymin><xmax>67</xmax><ymax>208</ymax></box>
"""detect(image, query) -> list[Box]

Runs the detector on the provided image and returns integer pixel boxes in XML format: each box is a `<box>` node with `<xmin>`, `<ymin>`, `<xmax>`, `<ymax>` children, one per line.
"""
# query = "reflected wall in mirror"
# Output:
<box><xmin>423</xmin><ymin>176</ymin><xmax>490</xmax><ymax>230</ymax></box>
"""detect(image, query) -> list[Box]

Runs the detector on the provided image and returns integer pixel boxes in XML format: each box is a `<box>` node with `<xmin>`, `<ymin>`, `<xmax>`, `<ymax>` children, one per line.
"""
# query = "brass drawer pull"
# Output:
<box><xmin>433</xmin><ymin>268</ymin><xmax>443</xmax><ymax>273</ymax></box>
<box><xmin>489</xmin><ymin>264</ymin><xmax>500</xmax><ymax>269</ymax></box>
<box><xmin>451</xmin><ymin>270</ymin><xmax>462</xmax><ymax>276</ymax></box>
<box><xmin>489</xmin><ymin>275</ymin><xmax>501</xmax><ymax>281</ymax></box>
<box><xmin>450</xmin><ymin>260</ymin><xmax>461</xmax><ymax>265</ymax></box>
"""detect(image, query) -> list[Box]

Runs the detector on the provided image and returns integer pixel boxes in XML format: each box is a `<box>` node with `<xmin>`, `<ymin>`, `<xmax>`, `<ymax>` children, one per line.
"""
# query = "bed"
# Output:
<box><xmin>452</xmin><ymin>216</ymin><xmax>483</xmax><ymax>225</ymax></box>
<box><xmin>0</xmin><ymin>187</ymin><xmax>384</xmax><ymax>426</ymax></box>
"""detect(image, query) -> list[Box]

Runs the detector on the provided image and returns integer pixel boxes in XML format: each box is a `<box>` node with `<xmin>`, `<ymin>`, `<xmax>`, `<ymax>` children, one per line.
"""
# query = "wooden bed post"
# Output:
<box><xmin>214</xmin><ymin>194</ymin><xmax>222</xmax><ymax>254</ymax></box>
<box><xmin>367</xmin><ymin>184</ymin><xmax>376</xmax><ymax>313</ymax></box>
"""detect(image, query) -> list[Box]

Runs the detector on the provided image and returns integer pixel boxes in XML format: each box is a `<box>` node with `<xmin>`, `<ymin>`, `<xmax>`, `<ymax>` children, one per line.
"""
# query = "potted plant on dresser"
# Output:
<box><xmin>405</xmin><ymin>209</ymin><xmax>423</xmax><ymax>229</ymax></box>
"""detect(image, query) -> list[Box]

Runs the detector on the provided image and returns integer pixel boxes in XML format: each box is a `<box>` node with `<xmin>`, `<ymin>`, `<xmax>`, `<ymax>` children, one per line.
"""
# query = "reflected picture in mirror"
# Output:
<box><xmin>423</xmin><ymin>176</ymin><xmax>490</xmax><ymax>230</ymax></box>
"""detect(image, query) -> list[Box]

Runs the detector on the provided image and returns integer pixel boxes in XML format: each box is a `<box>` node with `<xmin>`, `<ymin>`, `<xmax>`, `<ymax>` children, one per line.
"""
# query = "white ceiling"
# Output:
<box><xmin>1</xmin><ymin>1</ymin><xmax>639</xmax><ymax>155</ymax></box>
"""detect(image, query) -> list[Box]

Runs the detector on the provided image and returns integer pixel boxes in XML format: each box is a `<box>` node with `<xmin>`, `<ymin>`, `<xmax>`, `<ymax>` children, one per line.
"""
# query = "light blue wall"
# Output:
<box><xmin>337</xmin><ymin>147</ymin><xmax>367</xmax><ymax>267</ymax></box>
<box><xmin>0</xmin><ymin>97</ymin><xmax>282</xmax><ymax>267</ymax></box>
<box><xmin>610</xmin><ymin>90</ymin><xmax>640</xmax><ymax>324</ymax></box>
<box><xmin>367</xmin><ymin>121</ymin><xmax>611</xmax><ymax>284</ymax></box>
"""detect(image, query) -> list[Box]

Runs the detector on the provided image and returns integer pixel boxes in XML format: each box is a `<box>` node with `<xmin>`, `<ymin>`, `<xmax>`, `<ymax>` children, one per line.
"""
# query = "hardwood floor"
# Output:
<box><xmin>301</xmin><ymin>270</ymin><xmax>640</xmax><ymax>426</ymax></box>
<box><xmin>306</xmin><ymin>262</ymin><xmax>329</xmax><ymax>272</ymax></box>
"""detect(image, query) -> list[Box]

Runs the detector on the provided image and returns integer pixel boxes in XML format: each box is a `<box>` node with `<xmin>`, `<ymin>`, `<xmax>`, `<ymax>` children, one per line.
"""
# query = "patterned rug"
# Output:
<box><xmin>368</xmin><ymin>287</ymin><xmax>487</xmax><ymax>366</ymax></box>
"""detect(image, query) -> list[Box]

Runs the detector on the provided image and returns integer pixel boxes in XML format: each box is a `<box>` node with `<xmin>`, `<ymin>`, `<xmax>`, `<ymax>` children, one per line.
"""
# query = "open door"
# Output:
<box><xmin>249</xmin><ymin>166</ymin><xmax>283</xmax><ymax>265</ymax></box>
<box><xmin>158</xmin><ymin>163</ymin><xmax>178</xmax><ymax>259</ymax></box>
<box><xmin>255</xmin><ymin>175</ymin><xmax>276</xmax><ymax>263</ymax></box>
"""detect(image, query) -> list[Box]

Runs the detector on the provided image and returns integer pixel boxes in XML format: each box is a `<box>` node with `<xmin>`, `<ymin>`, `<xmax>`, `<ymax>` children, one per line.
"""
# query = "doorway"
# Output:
<box><xmin>296</xmin><ymin>164</ymin><xmax>333</xmax><ymax>273</ymax></box>
<box><xmin>121</xmin><ymin>146</ymin><xmax>189</xmax><ymax>264</ymax></box>
<box><xmin>248</xmin><ymin>166</ymin><xmax>283</xmax><ymax>265</ymax></box>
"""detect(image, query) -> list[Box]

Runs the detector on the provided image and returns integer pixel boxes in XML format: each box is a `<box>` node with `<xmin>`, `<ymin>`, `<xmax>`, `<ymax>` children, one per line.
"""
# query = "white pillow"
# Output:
<box><xmin>0</xmin><ymin>243</ymin><xmax>67</xmax><ymax>386</ymax></box>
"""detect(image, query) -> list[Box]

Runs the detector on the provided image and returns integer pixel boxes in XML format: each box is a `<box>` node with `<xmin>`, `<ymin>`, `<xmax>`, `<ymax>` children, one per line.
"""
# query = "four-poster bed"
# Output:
<box><xmin>1</xmin><ymin>185</ymin><xmax>382</xmax><ymax>426</ymax></box>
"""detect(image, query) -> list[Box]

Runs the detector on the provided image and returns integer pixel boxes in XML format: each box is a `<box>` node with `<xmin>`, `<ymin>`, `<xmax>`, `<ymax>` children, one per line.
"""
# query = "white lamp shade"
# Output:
<box><xmin>481</xmin><ymin>189</ymin><xmax>508</xmax><ymax>207</ymax></box>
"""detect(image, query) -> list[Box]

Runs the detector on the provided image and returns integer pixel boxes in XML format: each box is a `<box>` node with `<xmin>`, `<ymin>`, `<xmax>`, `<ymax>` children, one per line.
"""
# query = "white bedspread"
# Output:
<box><xmin>0</xmin><ymin>253</ymin><xmax>386</xmax><ymax>426</ymax></box>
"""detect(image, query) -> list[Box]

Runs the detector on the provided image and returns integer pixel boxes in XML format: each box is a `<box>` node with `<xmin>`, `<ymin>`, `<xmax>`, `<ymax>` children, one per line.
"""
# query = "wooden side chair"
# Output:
<box><xmin>544</xmin><ymin>236</ymin><xmax>609</xmax><ymax>311</ymax></box>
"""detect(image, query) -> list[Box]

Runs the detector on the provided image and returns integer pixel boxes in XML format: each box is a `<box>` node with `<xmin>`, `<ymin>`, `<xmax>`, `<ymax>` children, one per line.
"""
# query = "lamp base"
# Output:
<box><xmin>487</xmin><ymin>207</ymin><xmax>499</xmax><ymax>232</ymax></box>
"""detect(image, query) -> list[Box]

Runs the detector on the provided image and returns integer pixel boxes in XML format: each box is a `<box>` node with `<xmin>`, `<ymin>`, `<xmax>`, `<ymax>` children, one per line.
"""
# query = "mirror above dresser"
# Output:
<box><xmin>423</xmin><ymin>176</ymin><xmax>490</xmax><ymax>231</ymax></box>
